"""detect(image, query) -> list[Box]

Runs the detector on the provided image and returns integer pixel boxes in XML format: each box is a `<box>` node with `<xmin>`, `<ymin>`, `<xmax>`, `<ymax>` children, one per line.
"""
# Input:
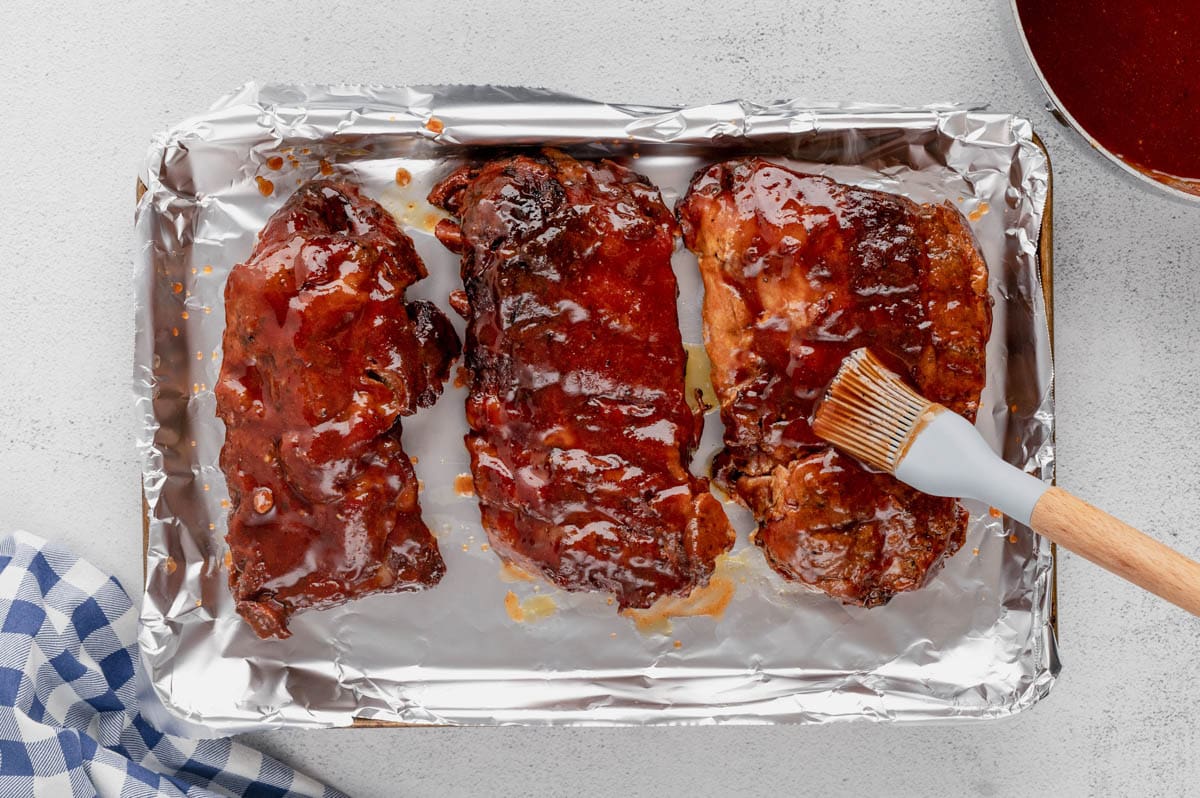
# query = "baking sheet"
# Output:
<box><xmin>134</xmin><ymin>84</ymin><xmax>1056</xmax><ymax>731</ymax></box>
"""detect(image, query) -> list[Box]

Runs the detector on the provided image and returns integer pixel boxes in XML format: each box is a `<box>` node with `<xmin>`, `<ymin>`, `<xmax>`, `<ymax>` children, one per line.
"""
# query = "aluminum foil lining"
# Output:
<box><xmin>135</xmin><ymin>84</ymin><xmax>1056</xmax><ymax>731</ymax></box>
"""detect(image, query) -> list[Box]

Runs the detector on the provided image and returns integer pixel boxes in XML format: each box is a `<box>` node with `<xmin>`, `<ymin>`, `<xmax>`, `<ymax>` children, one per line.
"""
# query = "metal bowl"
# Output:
<box><xmin>1011</xmin><ymin>0</ymin><xmax>1200</xmax><ymax>203</ymax></box>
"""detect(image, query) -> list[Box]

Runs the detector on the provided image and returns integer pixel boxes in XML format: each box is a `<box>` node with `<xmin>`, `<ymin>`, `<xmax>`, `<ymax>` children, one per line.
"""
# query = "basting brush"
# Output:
<box><xmin>812</xmin><ymin>347</ymin><xmax>1200</xmax><ymax>616</ymax></box>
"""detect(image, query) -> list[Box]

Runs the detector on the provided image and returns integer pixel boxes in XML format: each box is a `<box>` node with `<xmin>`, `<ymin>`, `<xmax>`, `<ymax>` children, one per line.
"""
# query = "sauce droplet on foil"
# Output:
<box><xmin>498</xmin><ymin>561</ymin><xmax>535</xmax><ymax>583</ymax></box>
<box><xmin>504</xmin><ymin>590</ymin><xmax>557</xmax><ymax>623</ymax></box>
<box><xmin>967</xmin><ymin>202</ymin><xmax>989</xmax><ymax>222</ymax></box>
<box><xmin>255</xmin><ymin>176</ymin><xmax>274</xmax><ymax>196</ymax></box>
<box><xmin>454</xmin><ymin>474</ymin><xmax>475</xmax><ymax>496</ymax></box>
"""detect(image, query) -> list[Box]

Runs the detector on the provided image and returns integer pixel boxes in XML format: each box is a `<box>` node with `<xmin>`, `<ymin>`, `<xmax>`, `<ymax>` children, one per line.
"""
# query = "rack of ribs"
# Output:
<box><xmin>677</xmin><ymin>158</ymin><xmax>991</xmax><ymax>607</ymax></box>
<box><xmin>215</xmin><ymin>179</ymin><xmax>460</xmax><ymax>638</ymax></box>
<box><xmin>429</xmin><ymin>150</ymin><xmax>735</xmax><ymax>610</ymax></box>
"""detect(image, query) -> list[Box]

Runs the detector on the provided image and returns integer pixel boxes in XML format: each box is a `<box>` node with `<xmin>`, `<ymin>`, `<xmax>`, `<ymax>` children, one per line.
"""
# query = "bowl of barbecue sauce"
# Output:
<box><xmin>1014</xmin><ymin>0</ymin><xmax>1200</xmax><ymax>200</ymax></box>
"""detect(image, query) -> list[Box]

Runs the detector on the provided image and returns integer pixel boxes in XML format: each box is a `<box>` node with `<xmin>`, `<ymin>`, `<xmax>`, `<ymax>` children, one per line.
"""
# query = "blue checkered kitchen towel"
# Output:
<box><xmin>0</xmin><ymin>531</ymin><xmax>345</xmax><ymax>797</ymax></box>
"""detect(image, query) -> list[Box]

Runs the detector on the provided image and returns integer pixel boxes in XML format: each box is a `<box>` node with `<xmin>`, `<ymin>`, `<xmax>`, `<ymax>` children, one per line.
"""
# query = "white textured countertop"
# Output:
<box><xmin>1</xmin><ymin>1</ymin><xmax>1197</xmax><ymax>795</ymax></box>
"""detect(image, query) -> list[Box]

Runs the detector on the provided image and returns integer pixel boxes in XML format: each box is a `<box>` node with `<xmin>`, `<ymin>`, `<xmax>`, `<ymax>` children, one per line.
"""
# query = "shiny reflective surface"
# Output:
<box><xmin>216</xmin><ymin>180</ymin><xmax>460</xmax><ymax>638</ymax></box>
<box><xmin>1015</xmin><ymin>0</ymin><xmax>1200</xmax><ymax>197</ymax></box>
<box><xmin>679</xmin><ymin>158</ymin><xmax>991</xmax><ymax>606</ymax></box>
<box><xmin>135</xmin><ymin>85</ymin><xmax>1056</xmax><ymax>730</ymax></box>
<box><xmin>430</xmin><ymin>151</ymin><xmax>735</xmax><ymax>609</ymax></box>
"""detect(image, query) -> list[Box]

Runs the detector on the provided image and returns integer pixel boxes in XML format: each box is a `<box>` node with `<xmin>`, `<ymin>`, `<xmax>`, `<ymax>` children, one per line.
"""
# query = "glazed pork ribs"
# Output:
<box><xmin>216</xmin><ymin>179</ymin><xmax>460</xmax><ymax>638</ymax></box>
<box><xmin>429</xmin><ymin>149</ymin><xmax>735</xmax><ymax>610</ymax></box>
<box><xmin>678</xmin><ymin>158</ymin><xmax>991</xmax><ymax>607</ymax></box>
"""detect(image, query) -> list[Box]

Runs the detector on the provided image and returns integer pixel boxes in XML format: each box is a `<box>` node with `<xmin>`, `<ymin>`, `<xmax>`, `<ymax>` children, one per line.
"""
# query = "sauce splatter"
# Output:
<box><xmin>524</xmin><ymin>595</ymin><xmax>556</xmax><ymax>620</ymax></box>
<box><xmin>421</xmin><ymin>212</ymin><xmax>444</xmax><ymax>232</ymax></box>
<box><xmin>498</xmin><ymin>561</ymin><xmax>535</xmax><ymax>583</ymax></box>
<box><xmin>164</xmin><ymin>556</ymin><xmax>177</xmax><ymax>575</ymax></box>
<box><xmin>395</xmin><ymin>167</ymin><xmax>412</xmax><ymax>187</ymax></box>
<box><xmin>425</xmin><ymin>117</ymin><xmax>445</xmax><ymax>134</ymax></box>
<box><xmin>454</xmin><ymin>474</ymin><xmax>475</xmax><ymax>496</ymax></box>
<box><xmin>318</xmin><ymin>159</ymin><xmax>334</xmax><ymax>176</ymax></box>
<box><xmin>989</xmin><ymin>506</ymin><xmax>1002</xmax><ymax>518</ymax></box>
<box><xmin>255</xmin><ymin>176</ymin><xmax>274</xmax><ymax>196</ymax></box>
<box><xmin>503</xmin><ymin>591</ymin><xmax>522</xmax><ymax>621</ymax></box>
<box><xmin>266</xmin><ymin>156</ymin><xmax>284</xmax><ymax>170</ymax></box>
<box><xmin>967</xmin><ymin>202</ymin><xmax>989</xmax><ymax>222</ymax></box>
<box><xmin>172</xmin><ymin>282</ymin><xmax>183</xmax><ymax>294</ymax></box>
<box><xmin>504</xmin><ymin>590</ymin><xmax>557</xmax><ymax>623</ymax></box>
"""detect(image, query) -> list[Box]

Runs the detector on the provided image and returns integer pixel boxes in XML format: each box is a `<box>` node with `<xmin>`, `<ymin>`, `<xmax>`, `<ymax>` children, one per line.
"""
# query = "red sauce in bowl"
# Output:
<box><xmin>1016</xmin><ymin>0</ymin><xmax>1200</xmax><ymax>188</ymax></box>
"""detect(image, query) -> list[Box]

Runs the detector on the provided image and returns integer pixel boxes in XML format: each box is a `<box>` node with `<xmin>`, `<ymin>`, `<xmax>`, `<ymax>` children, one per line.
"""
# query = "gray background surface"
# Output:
<box><xmin>1</xmin><ymin>1</ymin><xmax>1196</xmax><ymax>796</ymax></box>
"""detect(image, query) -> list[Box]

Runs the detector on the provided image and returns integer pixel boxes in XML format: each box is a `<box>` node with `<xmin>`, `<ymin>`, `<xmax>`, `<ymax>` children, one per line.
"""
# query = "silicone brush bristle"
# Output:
<box><xmin>811</xmin><ymin>348</ymin><xmax>936</xmax><ymax>473</ymax></box>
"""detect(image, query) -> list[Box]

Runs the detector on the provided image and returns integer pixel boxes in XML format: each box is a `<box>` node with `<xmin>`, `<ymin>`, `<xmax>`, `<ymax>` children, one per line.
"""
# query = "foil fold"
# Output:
<box><xmin>135</xmin><ymin>84</ymin><xmax>1056</xmax><ymax>731</ymax></box>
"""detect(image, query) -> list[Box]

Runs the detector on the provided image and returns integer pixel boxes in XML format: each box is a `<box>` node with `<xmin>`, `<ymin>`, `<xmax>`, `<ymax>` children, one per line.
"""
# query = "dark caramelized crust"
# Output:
<box><xmin>215</xmin><ymin>179</ymin><xmax>460</xmax><ymax>638</ymax></box>
<box><xmin>429</xmin><ymin>150</ymin><xmax>735</xmax><ymax>610</ymax></box>
<box><xmin>677</xmin><ymin>158</ymin><xmax>991</xmax><ymax>606</ymax></box>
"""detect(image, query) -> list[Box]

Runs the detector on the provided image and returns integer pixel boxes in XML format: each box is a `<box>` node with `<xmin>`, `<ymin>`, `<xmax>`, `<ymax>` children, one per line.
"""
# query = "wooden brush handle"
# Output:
<box><xmin>1030</xmin><ymin>486</ymin><xmax>1200</xmax><ymax>616</ymax></box>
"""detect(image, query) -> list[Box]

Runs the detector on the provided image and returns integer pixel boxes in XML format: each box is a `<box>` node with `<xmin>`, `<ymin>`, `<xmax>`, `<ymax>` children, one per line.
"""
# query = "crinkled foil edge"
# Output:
<box><xmin>135</xmin><ymin>84</ymin><xmax>1056</xmax><ymax>730</ymax></box>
